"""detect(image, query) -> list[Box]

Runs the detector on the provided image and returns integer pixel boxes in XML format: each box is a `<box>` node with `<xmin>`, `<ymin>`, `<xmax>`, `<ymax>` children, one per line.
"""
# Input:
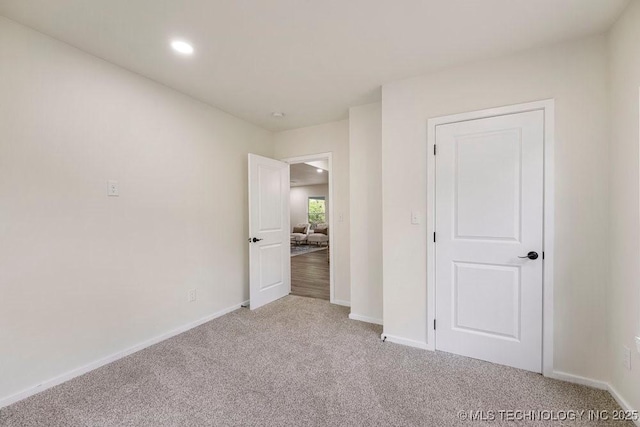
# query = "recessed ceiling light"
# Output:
<box><xmin>317</xmin><ymin>169</ymin><xmax>323</xmax><ymax>173</ymax></box>
<box><xmin>271</xmin><ymin>112</ymin><xmax>285</xmax><ymax>118</ymax></box>
<box><xmin>171</xmin><ymin>40</ymin><xmax>194</xmax><ymax>55</ymax></box>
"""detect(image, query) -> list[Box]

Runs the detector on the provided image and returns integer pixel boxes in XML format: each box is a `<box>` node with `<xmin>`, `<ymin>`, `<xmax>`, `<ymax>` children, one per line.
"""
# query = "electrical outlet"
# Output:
<box><xmin>622</xmin><ymin>346</ymin><xmax>631</xmax><ymax>370</ymax></box>
<box><xmin>107</xmin><ymin>180</ymin><xmax>119</xmax><ymax>197</ymax></box>
<box><xmin>188</xmin><ymin>289</ymin><xmax>196</xmax><ymax>302</ymax></box>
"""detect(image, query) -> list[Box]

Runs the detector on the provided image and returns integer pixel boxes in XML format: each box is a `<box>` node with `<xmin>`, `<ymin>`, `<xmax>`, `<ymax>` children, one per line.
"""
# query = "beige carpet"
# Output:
<box><xmin>0</xmin><ymin>296</ymin><xmax>630</xmax><ymax>426</ymax></box>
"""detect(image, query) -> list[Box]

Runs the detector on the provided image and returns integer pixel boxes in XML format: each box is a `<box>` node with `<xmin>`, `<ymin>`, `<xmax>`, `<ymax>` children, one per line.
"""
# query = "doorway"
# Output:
<box><xmin>284</xmin><ymin>153</ymin><xmax>334</xmax><ymax>302</ymax></box>
<box><xmin>427</xmin><ymin>100</ymin><xmax>555</xmax><ymax>375</ymax></box>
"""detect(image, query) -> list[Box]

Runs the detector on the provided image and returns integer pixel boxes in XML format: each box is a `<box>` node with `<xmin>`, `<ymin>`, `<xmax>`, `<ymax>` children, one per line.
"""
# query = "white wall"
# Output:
<box><xmin>381</xmin><ymin>35</ymin><xmax>610</xmax><ymax>380</ymax></box>
<box><xmin>608</xmin><ymin>0</ymin><xmax>640</xmax><ymax>411</ymax></box>
<box><xmin>0</xmin><ymin>17</ymin><xmax>273</xmax><ymax>402</ymax></box>
<box><xmin>349</xmin><ymin>103</ymin><xmax>383</xmax><ymax>323</ymax></box>
<box><xmin>290</xmin><ymin>184</ymin><xmax>329</xmax><ymax>227</ymax></box>
<box><xmin>273</xmin><ymin>121</ymin><xmax>351</xmax><ymax>304</ymax></box>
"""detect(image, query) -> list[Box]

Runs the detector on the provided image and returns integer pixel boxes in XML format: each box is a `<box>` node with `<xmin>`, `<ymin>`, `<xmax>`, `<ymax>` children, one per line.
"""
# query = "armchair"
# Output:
<box><xmin>307</xmin><ymin>223</ymin><xmax>329</xmax><ymax>246</ymax></box>
<box><xmin>290</xmin><ymin>223</ymin><xmax>310</xmax><ymax>245</ymax></box>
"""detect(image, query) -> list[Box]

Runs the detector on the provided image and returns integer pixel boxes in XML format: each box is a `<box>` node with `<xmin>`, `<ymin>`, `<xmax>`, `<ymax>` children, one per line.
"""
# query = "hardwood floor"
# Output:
<box><xmin>290</xmin><ymin>249</ymin><xmax>329</xmax><ymax>300</ymax></box>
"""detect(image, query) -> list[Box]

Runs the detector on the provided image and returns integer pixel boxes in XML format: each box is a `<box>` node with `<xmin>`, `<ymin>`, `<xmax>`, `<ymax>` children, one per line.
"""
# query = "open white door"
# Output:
<box><xmin>248</xmin><ymin>153</ymin><xmax>290</xmax><ymax>310</ymax></box>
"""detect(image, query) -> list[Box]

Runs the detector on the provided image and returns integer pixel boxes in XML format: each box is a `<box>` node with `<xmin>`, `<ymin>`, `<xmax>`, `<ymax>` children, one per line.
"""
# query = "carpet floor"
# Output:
<box><xmin>0</xmin><ymin>296</ymin><xmax>630</xmax><ymax>426</ymax></box>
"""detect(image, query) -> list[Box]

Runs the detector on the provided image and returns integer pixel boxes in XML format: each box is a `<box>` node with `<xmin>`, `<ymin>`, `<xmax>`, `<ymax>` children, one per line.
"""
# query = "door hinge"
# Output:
<box><xmin>433</xmin><ymin>232</ymin><xmax>436</xmax><ymax>242</ymax></box>
<box><xmin>433</xmin><ymin>145</ymin><xmax>437</xmax><ymax>155</ymax></box>
<box><xmin>434</xmin><ymin>319</ymin><xmax>436</xmax><ymax>330</ymax></box>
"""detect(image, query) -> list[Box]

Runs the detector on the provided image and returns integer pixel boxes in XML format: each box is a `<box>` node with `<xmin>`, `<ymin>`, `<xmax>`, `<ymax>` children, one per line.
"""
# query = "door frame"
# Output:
<box><xmin>426</xmin><ymin>99</ymin><xmax>555</xmax><ymax>376</ymax></box>
<box><xmin>281</xmin><ymin>152</ymin><xmax>336</xmax><ymax>304</ymax></box>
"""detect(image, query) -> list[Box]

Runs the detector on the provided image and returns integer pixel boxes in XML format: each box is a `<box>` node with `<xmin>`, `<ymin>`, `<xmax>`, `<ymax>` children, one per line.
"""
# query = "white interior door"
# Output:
<box><xmin>248</xmin><ymin>153</ymin><xmax>290</xmax><ymax>310</ymax></box>
<box><xmin>435</xmin><ymin>110</ymin><xmax>544</xmax><ymax>373</ymax></box>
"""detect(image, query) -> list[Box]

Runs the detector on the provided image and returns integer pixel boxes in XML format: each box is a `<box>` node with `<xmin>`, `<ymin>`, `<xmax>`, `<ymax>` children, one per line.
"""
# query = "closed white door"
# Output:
<box><xmin>435</xmin><ymin>111</ymin><xmax>544</xmax><ymax>373</ymax></box>
<box><xmin>248</xmin><ymin>154</ymin><xmax>290</xmax><ymax>310</ymax></box>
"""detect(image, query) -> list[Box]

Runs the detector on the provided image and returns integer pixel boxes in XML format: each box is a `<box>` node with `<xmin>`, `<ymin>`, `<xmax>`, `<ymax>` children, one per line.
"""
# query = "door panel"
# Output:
<box><xmin>435</xmin><ymin>111</ymin><xmax>543</xmax><ymax>373</ymax></box>
<box><xmin>249</xmin><ymin>154</ymin><xmax>290</xmax><ymax>310</ymax></box>
<box><xmin>453</xmin><ymin>262</ymin><xmax>520</xmax><ymax>340</ymax></box>
<box><xmin>259</xmin><ymin>243</ymin><xmax>285</xmax><ymax>290</ymax></box>
<box><xmin>455</xmin><ymin>129</ymin><xmax>521</xmax><ymax>241</ymax></box>
<box><xmin>258</xmin><ymin>165</ymin><xmax>284</xmax><ymax>231</ymax></box>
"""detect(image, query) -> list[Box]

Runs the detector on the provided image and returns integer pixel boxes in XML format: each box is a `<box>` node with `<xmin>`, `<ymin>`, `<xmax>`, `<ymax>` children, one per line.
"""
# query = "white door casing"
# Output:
<box><xmin>248</xmin><ymin>153</ymin><xmax>291</xmax><ymax>310</ymax></box>
<box><xmin>434</xmin><ymin>110</ymin><xmax>544</xmax><ymax>373</ymax></box>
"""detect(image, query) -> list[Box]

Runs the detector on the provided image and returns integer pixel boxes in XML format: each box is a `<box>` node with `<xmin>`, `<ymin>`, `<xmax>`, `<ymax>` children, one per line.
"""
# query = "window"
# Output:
<box><xmin>308</xmin><ymin>196</ymin><xmax>326</xmax><ymax>225</ymax></box>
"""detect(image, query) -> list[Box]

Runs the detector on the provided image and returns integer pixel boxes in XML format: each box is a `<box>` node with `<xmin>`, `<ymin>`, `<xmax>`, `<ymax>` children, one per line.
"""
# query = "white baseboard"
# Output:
<box><xmin>548</xmin><ymin>371</ymin><xmax>608</xmax><ymax>390</ymax></box>
<box><xmin>348</xmin><ymin>313</ymin><xmax>383</xmax><ymax>325</ymax></box>
<box><xmin>331</xmin><ymin>299</ymin><xmax>351</xmax><ymax>307</ymax></box>
<box><xmin>608</xmin><ymin>384</ymin><xmax>640</xmax><ymax>427</ymax></box>
<box><xmin>550</xmin><ymin>371</ymin><xmax>638</xmax><ymax>426</ymax></box>
<box><xmin>0</xmin><ymin>300</ymin><xmax>250</xmax><ymax>409</ymax></box>
<box><xmin>381</xmin><ymin>333</ymin><xmax>431</xmax><ymax>350</ymax></box>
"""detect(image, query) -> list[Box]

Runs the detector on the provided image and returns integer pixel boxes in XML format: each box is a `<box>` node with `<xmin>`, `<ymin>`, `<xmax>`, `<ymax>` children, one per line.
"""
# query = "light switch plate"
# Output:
<box><xmin>107</xmin><ymin>180</ymin><xmax>119</xmax><ymax>197</ymax></box>
<box><xmin>411</xmin><ymin>211</ymin><xmax>420</xmax><ymax>225</ymax></box>
<box><xmin>635</xmin><ymin>336</ymin><xmax>640</xmax><ymax>354</ymax></box>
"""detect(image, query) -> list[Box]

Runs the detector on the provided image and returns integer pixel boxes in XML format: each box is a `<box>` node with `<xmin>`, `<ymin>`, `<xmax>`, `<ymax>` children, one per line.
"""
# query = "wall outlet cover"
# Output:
<box><xmin>622</xmin><ymin>346</ymin><xmax>631</xmax><ymax>370</ymax></box>
<box><xmin>107</xmin><ymin>180</ymin><xmax>119</xmax><ymax>197</ymax></box>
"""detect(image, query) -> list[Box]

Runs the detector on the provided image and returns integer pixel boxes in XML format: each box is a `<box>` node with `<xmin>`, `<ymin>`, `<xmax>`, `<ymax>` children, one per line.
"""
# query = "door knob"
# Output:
<box><xmin>518</xmin><ymin>251</ymin><xmax>539</xmax><ymax>260</ymax></box>
<box><xmin>248</xmin><ymin>237</ymin><xmax>263</xmax><ymax>243</ymax></box>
